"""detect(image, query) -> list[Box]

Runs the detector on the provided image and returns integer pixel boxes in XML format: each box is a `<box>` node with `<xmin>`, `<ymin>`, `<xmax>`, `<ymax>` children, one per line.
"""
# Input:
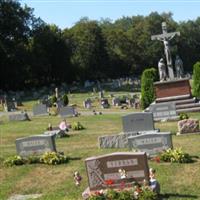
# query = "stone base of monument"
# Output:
<box><xmin>98</xmin><ymin>130</ymin><xmax>159</xmax><ymax>149</ymax></box>
<box><xmin>151</xmin><ymin>78</ymin><xmax>200</xmax><ymax>114</ymax></box>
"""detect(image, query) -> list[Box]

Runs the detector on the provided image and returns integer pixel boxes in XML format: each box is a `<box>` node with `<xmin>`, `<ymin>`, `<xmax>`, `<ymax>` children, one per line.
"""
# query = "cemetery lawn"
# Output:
<box><xmin>0</xmin><ymin>112</ymin><xmax>200</xmax><ymax>200</ymax></box>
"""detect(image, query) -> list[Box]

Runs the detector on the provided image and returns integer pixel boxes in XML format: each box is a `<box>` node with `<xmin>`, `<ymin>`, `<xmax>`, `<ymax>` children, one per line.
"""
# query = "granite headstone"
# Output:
<box><xmin>32</xmin><ymin>104</ymin><xmax>48</xmax><ymax>116</ymax></box>
<box><xmin>59</xmin><ymin>106</ymin><xmax>75</xmax><ymax>117</ymax></box>
<box><xmin>16</xmin><ymin>134</ymin><xmax>56</xmax><ymax>157</ymax></box>
<box><xmin>128</xmin><ymin>132</ymin><xmax>172</xmax><ymax>156</ymax></box>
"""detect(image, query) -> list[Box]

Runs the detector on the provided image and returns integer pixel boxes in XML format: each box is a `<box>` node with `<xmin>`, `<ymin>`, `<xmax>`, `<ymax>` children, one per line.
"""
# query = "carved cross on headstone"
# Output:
<box><xmin>151</xmin><ymin>22</ymin><xmax>180</xmax><ymax>79</ymax></box>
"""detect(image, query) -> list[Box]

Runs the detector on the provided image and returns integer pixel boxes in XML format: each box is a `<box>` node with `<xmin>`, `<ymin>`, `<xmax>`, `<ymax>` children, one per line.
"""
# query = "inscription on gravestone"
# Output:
<box><xmin>128</xmin><ymin>132</ymin><xmax>172</xmax><ymax>156</ymax></box>
<box><xmin>149</xmin><ymin>102</ymin><xmax>177</xmax><ymax>120</ymax></box>
<box><xmin>122</xmin><ymin>113</ymin><xmax>155</xmax><ymax>133</ymax></box>
<box><xmin>16</xmin><ymin>135</ymin><xmax>56</xmax><ymax>157</ymax></box>
<box><xmin>85</xmin><ymin>152</ymin><xmax>149</xmax><ymax>191</ymax></box>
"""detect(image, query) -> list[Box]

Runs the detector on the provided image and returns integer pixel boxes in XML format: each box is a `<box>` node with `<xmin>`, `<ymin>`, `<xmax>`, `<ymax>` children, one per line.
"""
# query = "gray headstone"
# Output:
<box><xmin>85</xmin><ymin>152</ymin><xmax>149</xmax><ymax>191</ymax></box>
<box><xmin>149</xmin><ymin>102</ymin><xmax>178</xmax><ymax>121</ymax></box>
<box><xmin>16</xmin><ymin>134</ymin><xmax>56</xmax><ymax>157</ymax></box>
<box><xmin>32</xmin><ymin>104</ymin><xmax>48</xmax><ymax>116</ymax></box>
<box><xmin>59</xmin><ymin>106</ymin><xmax>75</xmax><ymax>117</ymax></box>
<box><xmin>128</xmin><ymin>132</ymin><xmax>172</xmax><ymax>156</ymax></box>
<box><xmin>122</xmin><ymin>112</ymin><xmax>155</xmax><ymax>133</ymax></box>
<box><xmin>9</xmin><ymin>113</ymin><xmax>30</xmax><ymax>121</ymax></box>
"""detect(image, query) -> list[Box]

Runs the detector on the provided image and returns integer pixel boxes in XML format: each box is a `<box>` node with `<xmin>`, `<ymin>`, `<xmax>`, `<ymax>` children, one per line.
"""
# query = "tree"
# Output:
<box><xmin>192</xmin><ymin>61</ymin><xmax>200</xmax><ymax>98</ymax></box>
<box><xmin>141</xmin><ymin>68</ymin><xmax>158</xmax><ymax>109</ymax></box>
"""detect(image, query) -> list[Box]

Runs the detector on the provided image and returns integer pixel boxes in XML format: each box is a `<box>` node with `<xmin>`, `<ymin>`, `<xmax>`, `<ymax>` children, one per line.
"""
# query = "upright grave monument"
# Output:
<box><xmin>16</xmin><ymin>134</ymin><xmax>56</xmax><ymax>157</ymax></box>
<box><xmin>149</xmin><ymin>22</ymin><xmax>200</xmax><ymax>116</ymax></box>
<box><xmin>82</xmin><ymin>152</ymin><xmax>149</xmax><ymax>199</ymax></box>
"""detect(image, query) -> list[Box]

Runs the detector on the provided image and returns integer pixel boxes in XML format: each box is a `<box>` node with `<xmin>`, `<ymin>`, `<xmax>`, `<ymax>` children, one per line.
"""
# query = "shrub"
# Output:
<box><xmin>62</xmin><ymin>93</ymin><xmax>69</xmax><ymax>106</ymax></box>
<box><xmin>141</xmin><ymin>68</ymin><xmax>158</xmax><ymax>109</ymax></box>
<box><xmin>179</xmin><ymin>113</ymin><xmax>189</xmax><ymax>120</ymax></box>
<box><xmin>192</xmin><ymin>61</ymin><xmax>200</xmax><ymax>98</ymax></box>
<box><xmin>40</xmin><ymin>152</ymin><xmax>69</xmax><ymax>165</ymax></box>
<box><xmin>51</xmin><ymin>95</ymin><xmax>57</xmax><ymax>104</ymax></box>
<box><xmin>72</xmin><ymin>122</ymin><xmax>85</xmax><ymax>131</ymax></box>
<box><xmin>139</xmin><ymin>188</ymin><xmax>158</xmax><ymax>200</ymax></box>
<box><xmin>4</xmin><ymin>152</ymin><xmax>69</xmax><ymax>166</ymax></box>
<box><xmin>160</xmin><ymin>148</ymin><xmax>193</xmax><ymax>163</ymax></box>
<box><xmin>3</xmin><ymin>155</ymin><xmax>25</xmax><ymax>166</ymax></box>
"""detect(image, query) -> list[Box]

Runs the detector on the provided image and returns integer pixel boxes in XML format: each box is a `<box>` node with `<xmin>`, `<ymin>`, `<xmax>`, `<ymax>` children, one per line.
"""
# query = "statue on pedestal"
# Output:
<box><xmin>158</xmin><ymin>58</ymin><xmax>167</xmax><ymax>81</ymax></box>
<box><xmin>175</xmin><ymin>55</ymin><xmax>184</xmax><ymax>78</ymax></box>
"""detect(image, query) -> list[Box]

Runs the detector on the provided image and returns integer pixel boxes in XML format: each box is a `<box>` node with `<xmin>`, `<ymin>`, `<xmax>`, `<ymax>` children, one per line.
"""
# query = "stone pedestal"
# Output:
<box><xmin>154</xmin><ymin>78</ymin><xmax>191</xmax><ymax>100</ymax></box>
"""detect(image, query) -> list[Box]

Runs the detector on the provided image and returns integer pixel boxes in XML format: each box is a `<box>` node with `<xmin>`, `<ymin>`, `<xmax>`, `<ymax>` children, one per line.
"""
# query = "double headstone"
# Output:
<box><xmin>82</xmin><ymin>152</ymin><xmax>149</xmax><ymax>199</ymax></box>
<box><xmin>15</xmin><ymin>134</ymin><xmax>56</xmax><ymax>157</ymax></box>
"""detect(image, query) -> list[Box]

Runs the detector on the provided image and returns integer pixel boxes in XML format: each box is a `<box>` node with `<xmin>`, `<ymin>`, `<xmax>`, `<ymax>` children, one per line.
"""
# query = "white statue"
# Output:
<box><xmin>175</xmin><ymin>55</ymin><xmax>184</xmax><ymax>78</ymax></box>
<box><xmin>158</xmin><ymin>58</ymin><xmax>167</xmax><ymax>81</ymax></box>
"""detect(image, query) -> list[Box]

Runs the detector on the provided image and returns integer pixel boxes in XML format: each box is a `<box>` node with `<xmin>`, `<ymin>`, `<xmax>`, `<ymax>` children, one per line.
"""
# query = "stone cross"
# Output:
<box><xmin>151</xmin><ymin>22</ymin><xmax>180</xmax><ymax>79</ymax></box>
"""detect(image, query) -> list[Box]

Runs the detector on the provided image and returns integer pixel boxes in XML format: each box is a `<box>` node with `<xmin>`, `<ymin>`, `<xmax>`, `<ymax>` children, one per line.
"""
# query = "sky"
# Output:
<box><xmin>20</xmin><ymin>0</ymin><xmax>200</xmax><ymax>29</ymax></box>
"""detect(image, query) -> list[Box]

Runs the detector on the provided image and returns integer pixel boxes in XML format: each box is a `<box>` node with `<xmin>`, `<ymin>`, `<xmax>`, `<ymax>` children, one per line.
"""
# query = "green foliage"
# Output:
<box><xmin>141</xmin><ymin>68</ymin><xmax>158</xmax><ymax>109</ymax></box>
<box><xmin>51</xmin><ymin>95</ymin><xmax>57</xmax><ymax>104</ymax></box>
<box><xmin>88</xmin><ymin>187</ymin><xmax>158</xmax><ymax>200</ymax></box>
<box><xmin>40</xmin><ymin>152</ymin><xmax>69</xmax><ymax>165</ymax></box>
<box><xmin>62</xmin><ymin>94</ymin><xmax>69</xmax><ymax>106</ymax></box>
<box><xmin>192</xmin><ymin>61</ymin><xmax>200</xmax><ymax>98</ymax></box>
<box><xmin>139</xmin><ymin>188</ymin><xmax>158</xmax><ymax>200</ymax></box>
<box><xmin>179</xmin><ymin>113</ymin><xmax>189</xmax><ymax>120</ymax></box>
<box><xmin>3</xmin><ymin>156</ymin><xmax>25</xmax><ymax>167</ymax></box>
<box><xmin>160</xmin><ymin>148</ymin><xmax>193</xmax><ymax>163</ymax></box>
<box><xmin>3</xmin><ymin>152</ymin><xmax>69</xmax><ymax>166</ymax></box>
<box><xmin>71</xmin><ymin>122</ymin><xmax>85</xmax><ymax>131</ymax></box>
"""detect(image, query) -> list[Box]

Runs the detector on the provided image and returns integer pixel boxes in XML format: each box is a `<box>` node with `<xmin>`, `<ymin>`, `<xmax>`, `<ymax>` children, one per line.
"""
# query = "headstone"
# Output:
<box><xmin>149</xmin><ymin>102</ymin><xmax>178</xmax><ymax>121</ymax></box>
<box><xmin>101</xmin><ymin>99</ymin><xmax>109</xmax><ymax>109</ymax></box>
<box><xmin>15</xmin><ymin>134</ymin><xmax>56</xmax><ymax>157</ymax></box>
<box><xmin>9</xmin><ymin>113</ymin><xmax>30</xmax><ymax>121</ymax></box>
<box><xmin>112</xmin><ymin>97</ymin><xmax>121</xmax><ymax>106</ymax></box>
<box><xmin>32</xmin><ymin>104</ymin><xmax>48</xmax><ymax>116</ymax></box>
<box><xmin>177</xmin><ymin>119</ymin><xmax>200</xmax><ymax>135</ymax></box>
<box><xmin>122</xmin><ymin>113</ymin><xmax>155</xmax><ymax>133</ymax></box>
<box><xmin>84</xmin><ymin>152</ymin><xmax>149</xmax><ymax>191</ymax></box>
<box><xmin>58</xmin><ymin>106</ymin><xmax>75</xmax><ymax>117</ymax></box>
<box><xmin>4</xmin><ymin>101</ymin><xmax>16</xmax><ymax>112</ymax></box>
<box><xmin>128</xmin><ymin>132</ymin><xmax>173</xmax><ymax>156</ymax></box>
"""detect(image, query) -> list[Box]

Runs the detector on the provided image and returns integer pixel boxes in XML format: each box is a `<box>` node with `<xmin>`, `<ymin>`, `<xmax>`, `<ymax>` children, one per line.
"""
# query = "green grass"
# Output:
<box><xmin>0</xmin><ymin>97</ymin><xmax>200</xmax><ymax>200</ymax></box>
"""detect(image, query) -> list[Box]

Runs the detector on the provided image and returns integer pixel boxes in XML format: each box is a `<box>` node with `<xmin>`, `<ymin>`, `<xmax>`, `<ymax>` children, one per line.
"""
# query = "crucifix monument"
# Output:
<box><xmin>151</xmin><ymin>22</ymin><xmax>180</xmax><ymax>80</ymax></box>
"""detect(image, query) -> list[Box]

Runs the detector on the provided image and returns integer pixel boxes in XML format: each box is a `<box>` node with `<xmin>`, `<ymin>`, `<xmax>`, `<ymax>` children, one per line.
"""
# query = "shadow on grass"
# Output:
<box><xmin>68</xmin><ymin>157</ymin><xmax>82</xmax><ymax>161</ymax></box>
<box><xmin>159</xmin><ymin>193</ymin><xmax>198</xmax><ymax>199</ymax></box>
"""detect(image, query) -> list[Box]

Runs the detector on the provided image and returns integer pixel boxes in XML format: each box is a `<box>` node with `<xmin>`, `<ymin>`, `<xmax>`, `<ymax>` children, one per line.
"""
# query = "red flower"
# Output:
<box><xmin>153</xmin><ymin>156</ymin><xmax>160</xmax><ymax>163</ymax></box>
<box><xmin>105</xmin><ymin>179</ymin><xmax>114</xmax><ymax>185</ymax></box>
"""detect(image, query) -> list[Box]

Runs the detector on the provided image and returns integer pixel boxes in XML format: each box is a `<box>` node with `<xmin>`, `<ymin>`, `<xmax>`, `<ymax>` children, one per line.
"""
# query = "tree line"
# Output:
<box><xmin>1</xmin><ymin>0</ymin><xmax>200</xmax><ymax>90</ymax></box>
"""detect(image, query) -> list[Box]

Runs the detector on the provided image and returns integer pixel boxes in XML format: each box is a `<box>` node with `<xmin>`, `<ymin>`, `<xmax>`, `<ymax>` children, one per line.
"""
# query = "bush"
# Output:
<box><xmin>139</xmin><ymin>188</ymin><xmax>158</xmax><ymax>200</ymax></box>
<box><xmin>72</xmin><ymin>122</ymin><xmax>85</xmax><ymax>130</ymax></box>
<box><xmin>51</xmin><ymin>95</ymin><xmax>57</xmax><ymax>104</ymax></box>
<box><xmin>141</xmin><ymin>68</ymin><xmax>158</xmax><ymax>109</ymax></box>
<box><xmin>160</xmin><ymin>148</ymin><xmax>193</xmax><ymax>163</ymax></box>
<box><xmin>40</xmin><ymin>152</ymin><xmax>69</xmax><ymax>165</ymax></box>
<box><xmin>192</xmin><ymin>61</ymin><xmax>200</xmax><ymax>98</ymax></box>
<box><xmin>3</xmin><ymin>155</ymin><xmax>25</xmax><ymax>166</ymax></box>
<box><xmin>62</xmin><ymin>93</ymin><xmax>69</xmax><ymax>106</ymax></box>
<box><xmin>4</xmin><ymin>152</ymin><xmax>69</xmax><ymax>166</ymax></box>
<box><xmin>179</xmin><ymin>113</ymin><xmax>189</xmax><ymax>120</ymax></box>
